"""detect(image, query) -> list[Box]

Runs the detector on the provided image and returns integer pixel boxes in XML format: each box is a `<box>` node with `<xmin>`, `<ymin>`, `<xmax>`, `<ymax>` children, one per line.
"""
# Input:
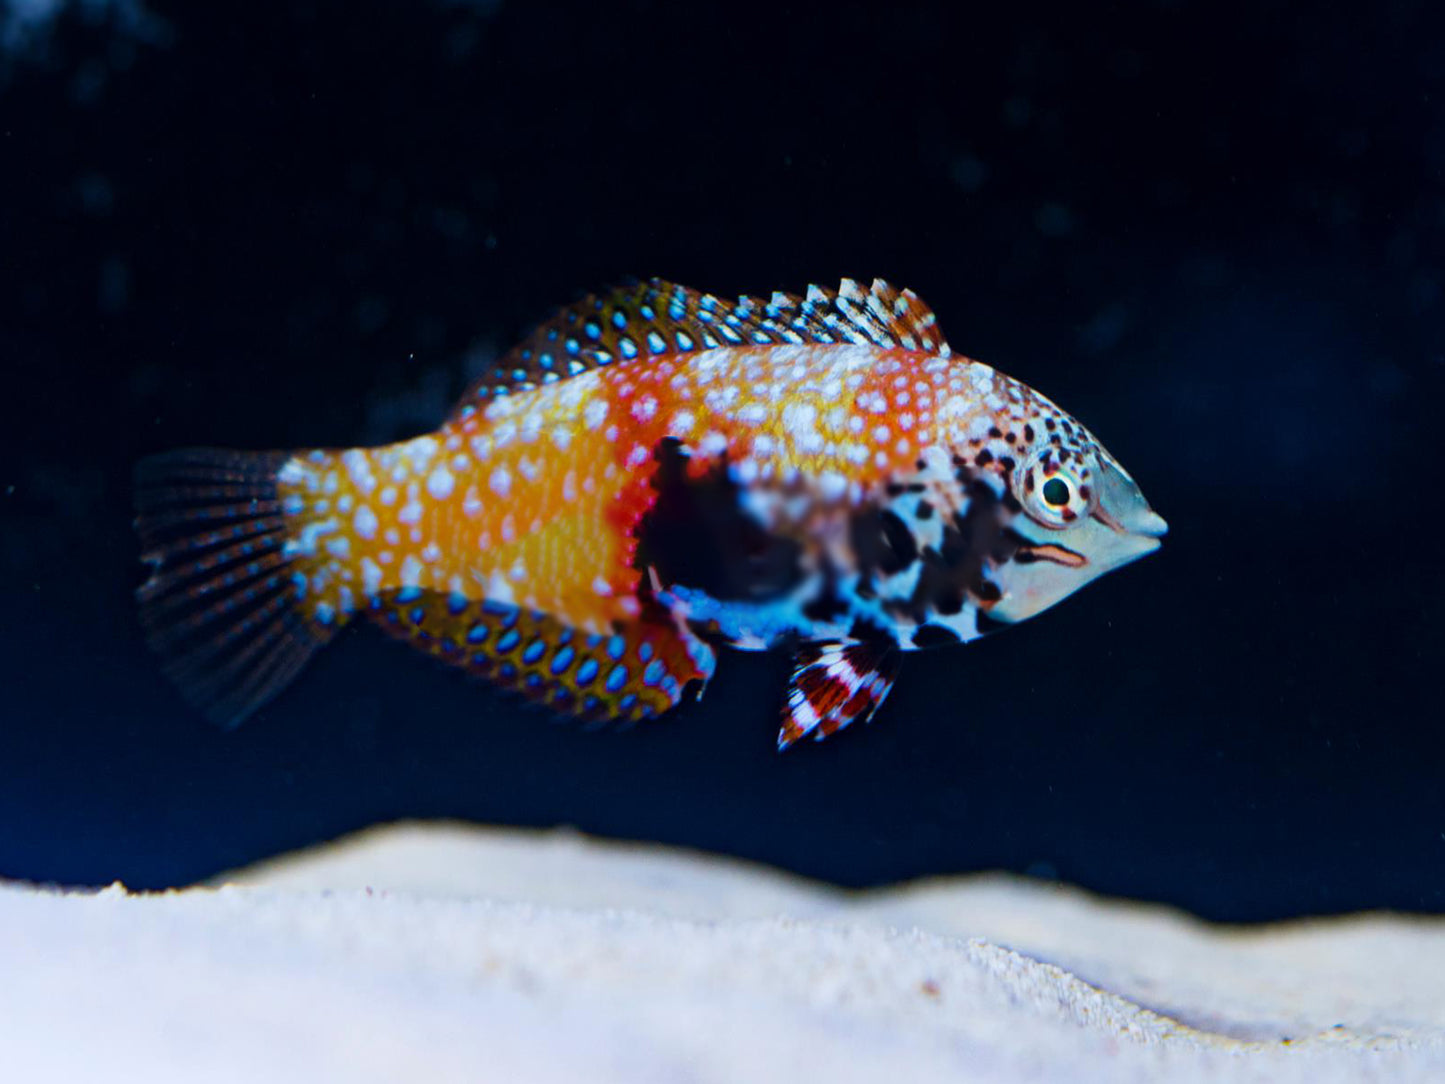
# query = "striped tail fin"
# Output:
<box><xmin>134</xmin><ymin>448</ymin><xmax>351</xmax><ymax>726</ymax></box>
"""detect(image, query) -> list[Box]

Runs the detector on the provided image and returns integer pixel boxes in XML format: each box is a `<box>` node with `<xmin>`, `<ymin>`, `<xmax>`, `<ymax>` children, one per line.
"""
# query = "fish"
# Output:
<box><xmin>134</xmin><ymin>278</ymin><xmax>1166</xmax><ymax>749</ymax></box>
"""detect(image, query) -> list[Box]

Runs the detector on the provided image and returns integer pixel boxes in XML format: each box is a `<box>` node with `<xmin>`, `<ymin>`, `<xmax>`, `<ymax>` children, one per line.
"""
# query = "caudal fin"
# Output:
<box><xmin>134</xmin><ymin>447</ymin><xmax>347</xmax><ymax>726</ymax></box>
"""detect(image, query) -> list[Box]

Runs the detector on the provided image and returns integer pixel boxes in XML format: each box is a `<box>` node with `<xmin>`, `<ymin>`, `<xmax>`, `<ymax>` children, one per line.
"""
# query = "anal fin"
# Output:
<box><xmin>369</xmin><ymin>591</ymin><xmax>716</xmax><ymax>723</ymax></box>
<box><xmin>780</xmin><ymin>641</ymin><xmax>899</xmax><ymax>750</ymax></box>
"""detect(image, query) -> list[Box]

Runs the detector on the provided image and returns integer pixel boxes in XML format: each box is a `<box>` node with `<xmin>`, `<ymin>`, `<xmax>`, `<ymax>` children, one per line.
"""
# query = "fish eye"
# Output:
<box><xmin>1017</xmin><ymin>449</ymin><xmax>1094</xmax><ymax>528</ymax></box>
<box><xmin>1041</xmin><ymin>477</ymin><xmax>1071</xmax><ymax>508</ymax></box>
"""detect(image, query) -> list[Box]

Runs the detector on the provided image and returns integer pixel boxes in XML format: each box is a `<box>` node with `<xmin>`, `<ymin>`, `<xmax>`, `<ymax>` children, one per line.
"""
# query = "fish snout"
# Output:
<box><xmin>1126</xmin><ymin>505</ymin><xmax>1168</xmax><ymax>539</ymax></box>
<box><xmin>1090</xmin><ymin>457</ymin><xmax>1166</xmax><ymax>560</ymax></box>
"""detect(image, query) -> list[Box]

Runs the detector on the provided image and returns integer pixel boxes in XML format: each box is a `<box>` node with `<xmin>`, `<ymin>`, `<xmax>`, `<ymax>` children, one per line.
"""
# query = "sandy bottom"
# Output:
<box><xmin>2</xmin><ymin>822</ymin><xmax>1441</xmax><ymax>1082</ymax></box>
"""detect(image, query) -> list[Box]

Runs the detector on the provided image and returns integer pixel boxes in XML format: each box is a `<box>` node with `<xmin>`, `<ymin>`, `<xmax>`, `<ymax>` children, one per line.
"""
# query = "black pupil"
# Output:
<box><xmin>1041</xmin><ymin>477</ymin><xmax>1071</xmax><ymax>507</ymax></box>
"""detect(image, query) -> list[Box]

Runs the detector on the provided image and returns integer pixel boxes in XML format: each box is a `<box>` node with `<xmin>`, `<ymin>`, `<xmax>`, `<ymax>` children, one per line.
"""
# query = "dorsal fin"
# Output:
<box><xmin>454</xmin><ymin>278</ymin><xmax>952</xmax><ymax>410</ymax></box>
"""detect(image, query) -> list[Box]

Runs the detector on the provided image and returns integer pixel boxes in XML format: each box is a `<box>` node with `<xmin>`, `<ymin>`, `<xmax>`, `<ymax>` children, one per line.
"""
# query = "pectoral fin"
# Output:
<box><xmin>779</xmin><ymin>641</ymin><xmax>899</xmax><ymax>750</ymax></box>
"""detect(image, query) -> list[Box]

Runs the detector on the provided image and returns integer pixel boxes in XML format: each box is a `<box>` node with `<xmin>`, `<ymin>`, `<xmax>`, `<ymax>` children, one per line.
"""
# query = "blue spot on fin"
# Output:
<box><xmin>365</xmin><ymin>591</ymin><xmax>716</xmax><ymax>726</ymax></box>
<box><xmin>445</xmin><ymin>278</ymin><xmax>951</xmax><ymax>420</ymax></box>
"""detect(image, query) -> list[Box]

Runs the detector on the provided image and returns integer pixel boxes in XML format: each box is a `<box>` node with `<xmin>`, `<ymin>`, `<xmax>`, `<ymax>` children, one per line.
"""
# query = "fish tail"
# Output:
<box><xmin>134</xmin><ymin>447</ymin><xmax>355</xmax><ymax>727</ymax></box>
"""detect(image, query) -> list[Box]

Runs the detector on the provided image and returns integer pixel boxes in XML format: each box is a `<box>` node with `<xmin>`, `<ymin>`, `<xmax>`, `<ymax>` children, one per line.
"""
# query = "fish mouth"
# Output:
<box><xmin>1091</xmin><ymin>504</ymin><xmax>1168</xmax><ymax>542</ymax></box>
<box><xmin>1131</xmin><ymin>508</ymin><xmax>1169</xmax><ymax>539</ymax></box>
<box><xmin>1081</xmin><ymin>502</ymin><xmax>1166</xmax><ymax>570</ymax></box>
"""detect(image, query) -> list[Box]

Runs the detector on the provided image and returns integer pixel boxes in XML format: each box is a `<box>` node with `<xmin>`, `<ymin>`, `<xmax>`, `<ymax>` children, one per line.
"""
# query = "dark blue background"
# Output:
<box><xmin>3</xmin><ymin>0</ymin><xmax>1442</xmax><ymax>920</ymax></box>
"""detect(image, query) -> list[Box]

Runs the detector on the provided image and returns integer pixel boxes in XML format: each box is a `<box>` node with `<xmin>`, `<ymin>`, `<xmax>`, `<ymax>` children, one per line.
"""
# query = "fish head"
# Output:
<box><xmin>982</xmin><ymin>406</ymin><xmax>1167</xmax><ymax>625</ymax></box>
<box><xmin>918</xmin><ymin>358</ymin><xmax>1168</xmax><ymax>629</ymax></box>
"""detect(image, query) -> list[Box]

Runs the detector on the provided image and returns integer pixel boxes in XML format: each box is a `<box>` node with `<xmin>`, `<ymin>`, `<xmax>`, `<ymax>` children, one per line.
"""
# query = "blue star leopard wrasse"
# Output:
<box><xmin>135</xmin><ymin>278</ymin><xmax>1166</xmax><ymax>749</ymax></box>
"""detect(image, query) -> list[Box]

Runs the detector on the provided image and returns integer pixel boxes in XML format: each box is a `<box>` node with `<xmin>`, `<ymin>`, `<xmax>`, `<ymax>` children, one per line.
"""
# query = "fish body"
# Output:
<box><xmin>135</xmin><ymin>278</ymin><xmax>1165</xmax><ymax>747</ymax></box>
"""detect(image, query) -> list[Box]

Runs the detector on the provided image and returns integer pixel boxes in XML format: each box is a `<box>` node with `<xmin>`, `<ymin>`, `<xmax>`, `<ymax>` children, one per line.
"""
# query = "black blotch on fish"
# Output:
<box><xmin>848</xmin><ymin>614</ymin><xmax>895</xmax><ymax>644</ymax></box>
<box><xmin>912</xmin><ymin>623</ymin><xmax>962</xmax><ymax>648</ymax></box>
<box><xmin>850</xmin><ymin>505</ymin><xmax>921</xmax><ymax>580</ymax></box>
<box><xmin>975</xmin><ymin>609</ymin><xmax>1012</xmax><ymax>636</ymax></box>
<box><xmin>635</xmin><ymin>438</ymin><xmax>804</xmax><ymax>602</ymax></box>
<box><xmin>856</xmin><ymin>468</ymin><xmax>1020</xmax><ymax>628</ymax></box>
<box><xmin>879</xmin><ymin>510</ymin><xmax>919</xmax><ymax>572</ymax></box>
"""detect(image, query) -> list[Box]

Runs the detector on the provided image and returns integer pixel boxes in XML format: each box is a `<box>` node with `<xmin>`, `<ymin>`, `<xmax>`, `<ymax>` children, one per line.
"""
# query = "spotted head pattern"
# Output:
<box><xmin>134</xmin><ymin>278</ymin><xmax>1165</xmax><ymax>748</ymax></box>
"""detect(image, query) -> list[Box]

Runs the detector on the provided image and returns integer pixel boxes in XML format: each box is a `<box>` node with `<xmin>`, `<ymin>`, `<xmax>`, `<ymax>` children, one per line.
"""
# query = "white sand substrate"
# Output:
<box><xmin>1</xmin><ymin>821</ymin><xmax>1441</xmax><ymax>1082</ymax></box>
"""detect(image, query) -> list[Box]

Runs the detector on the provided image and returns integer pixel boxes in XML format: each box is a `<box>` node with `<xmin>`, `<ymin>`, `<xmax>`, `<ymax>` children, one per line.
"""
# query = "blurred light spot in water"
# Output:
<box><xmin>354</xmin><ymin>295</ymin><xmax>391</xmax><ymax>335</ymax></box>
<box><xmin>948</xmin><ymin>152</ymin><xmax>987</xmax><ymax>194</ymax></box>
<box><xmin>1079</xmin><ymin>303</ymin><xmax>1130</xmax><ymax>356</ymax></box>
<box><xmin>1409</xmin><ymin>272</ymin><xmax>1439</xmax><ymax>313</ymax></box>
<box><xmin>1</xmin><ymin>0</ymin><xmax>172</xmax><ymax>61</ymax></box>
<box><xmin>74</xmin><ymin>172</ymin><xmax>114</xmax><ymax>215</ymax></box>
<box><xmin>97</xmin><ymin>254</ymin><xmax>129</xmax><ymax>313</ymax></box>
<box><xmin>1035</xmin><ymin>203</ymin><xmax>1075</xmax><ymax>237</ymax></box>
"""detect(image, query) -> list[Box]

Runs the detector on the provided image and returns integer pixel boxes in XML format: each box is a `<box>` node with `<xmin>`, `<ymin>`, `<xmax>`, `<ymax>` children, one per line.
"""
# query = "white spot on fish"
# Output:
<box><xmin>485</xmin><ymin>570</ymin><xmax>515</xmax><ymax>604</ymax></box>
<box><xmin>407</xmin><ymin>436</ymin><xmax>439</xmax><ymax>469</ymax></box>
<box><xmin>490</xmin><ymin>466</ymin><xmax>511</xmax><ymax>496</ymax></box>
<box><xmin>737</xmin><ymin>402</ymin><xmax>767</xmax><ymax>425</ymax></box>
<box><xmin>818</xmin><ymin>471</ymin><xmax>848</xmax><ymax>501</ymax></box>
<box><xmin>361</xmin><ymin>557</ymin><xmax>382</xmax><ymax>596</ymax></box>
<box><xmin>341</xmin><ymin>450</ymin><xmax>375</xmax><ymax>494</ymax></box>
<box><xmin>463</xmin><ymin>487</ymin><xmax>483</xmax><ymax>517</ymax></box>
<box><xmin>398</xmin><ymin>500</ymin><xmax>422</xmax><ymax>525</ymax></box>
<box><xmin>426</xmin><ymin>465</ymin><xmax>455</xmax><ymax>500</ymax></box>
<box><xmin>400</xmin><ymin>554</ymin><xmax>424</xmax><ymax>588</ymax></box>
<box><xmin>584</xmin><ymin>399</ymin><xmax>608</xmax><ymax>430</ymax></box>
